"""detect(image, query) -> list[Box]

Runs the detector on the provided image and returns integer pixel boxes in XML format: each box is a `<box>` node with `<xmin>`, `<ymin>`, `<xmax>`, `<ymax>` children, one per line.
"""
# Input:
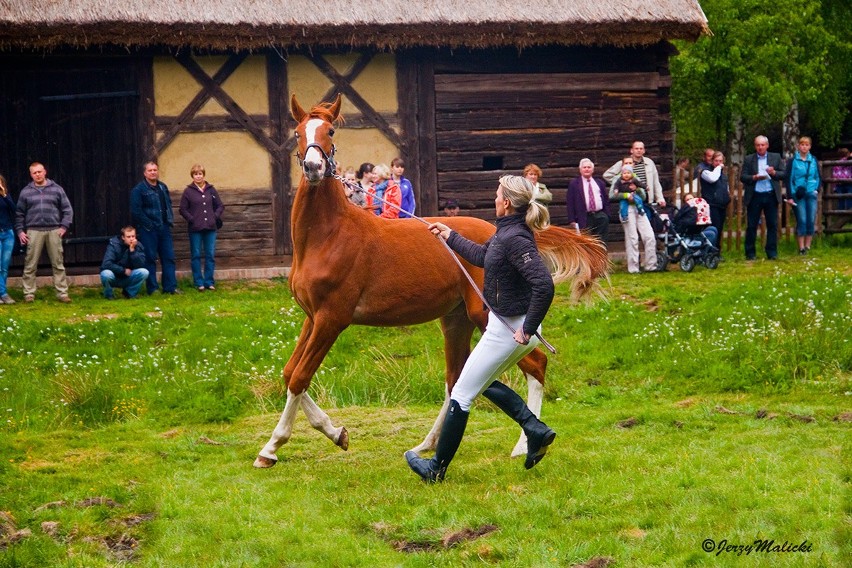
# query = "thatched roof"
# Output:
<box><xmin>0</xmin><ymin>1</ymin><xmax>708</xmax><ymax>51</ymax></box>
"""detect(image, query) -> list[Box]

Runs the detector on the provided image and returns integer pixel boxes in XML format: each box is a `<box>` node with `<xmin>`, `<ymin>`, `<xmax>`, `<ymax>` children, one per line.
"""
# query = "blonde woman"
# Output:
<box><xmin>407</xmin><ymin>175</ymin><xmax>556</xmax><ymax>482</ymax></box>
<box><xmin>0</xmin><ymin>175</ymin><xmax>16</xmax><ymax>303</ymax></box>
<box><xmin>523</xmin><ymin>163</ymin><xmax>553</xmax><ymax>203</ymax></box>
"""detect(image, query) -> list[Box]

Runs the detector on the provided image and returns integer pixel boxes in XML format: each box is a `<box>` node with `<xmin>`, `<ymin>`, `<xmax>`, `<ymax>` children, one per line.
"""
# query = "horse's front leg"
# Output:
<box><xmin>300</xmin><ymin>392</ymin><xmax>348</xmax><ymax>450</ymax></box>
<box><xmin>254</xmin><ymin>314</ymin><xmax>345</xmax><ymax>468</ymax></box>
<box><xmin>254</xmin><ymin>389</ymin><xmax>303</xmax><ymax>467</ymax></box>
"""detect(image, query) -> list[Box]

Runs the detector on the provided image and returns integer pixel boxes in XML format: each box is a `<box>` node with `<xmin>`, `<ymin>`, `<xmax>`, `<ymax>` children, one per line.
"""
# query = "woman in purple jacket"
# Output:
<box><xmin>179</xmin><ymin>164</ymin><xmax>224</xmax><ymax>291</ymax></box>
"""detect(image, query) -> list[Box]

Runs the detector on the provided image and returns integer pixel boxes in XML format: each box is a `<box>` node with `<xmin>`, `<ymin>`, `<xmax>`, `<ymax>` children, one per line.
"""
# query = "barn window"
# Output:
<box><xmin>482</xmin><ymin>156</ymin><xmax>503</xmax><ymax>170</ymax></box>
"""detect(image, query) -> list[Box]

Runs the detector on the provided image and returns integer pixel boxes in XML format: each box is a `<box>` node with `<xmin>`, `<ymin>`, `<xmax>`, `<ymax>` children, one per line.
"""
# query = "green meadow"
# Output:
<box><xmin>0</xmin><ymin>240</ymin><xmax>850</xmax><ymax>567</ymax></box>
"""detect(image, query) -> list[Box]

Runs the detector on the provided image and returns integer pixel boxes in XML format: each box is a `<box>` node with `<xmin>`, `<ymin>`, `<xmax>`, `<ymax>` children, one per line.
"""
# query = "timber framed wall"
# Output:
<box><xmin>0</xmin><ymin>41</ymin><xmax>678</xmax><ymax>271</ymax></box>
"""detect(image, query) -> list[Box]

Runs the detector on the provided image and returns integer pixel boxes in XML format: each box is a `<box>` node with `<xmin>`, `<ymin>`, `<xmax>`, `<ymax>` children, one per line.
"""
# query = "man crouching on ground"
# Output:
<box><xmin>100</xmin><ymin>226</ymin><xmax>149</xmax><ymax>299</ymax></box>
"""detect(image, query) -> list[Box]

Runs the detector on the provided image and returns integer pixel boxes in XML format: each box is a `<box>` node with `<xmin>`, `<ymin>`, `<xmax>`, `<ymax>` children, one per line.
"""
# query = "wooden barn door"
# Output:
<box><xmin>0</xmin><ymin>56</ymin><xmax>140</xmax><ymax>268</ymax></box>
<box><xmin>430</xmin><ymin>46</ymin><xmax>672</xmax><ymax>228</ymax></box>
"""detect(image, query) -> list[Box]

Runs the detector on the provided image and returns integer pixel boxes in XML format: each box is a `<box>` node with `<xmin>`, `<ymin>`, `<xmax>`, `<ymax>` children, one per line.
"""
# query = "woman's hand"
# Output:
<box><xmin>513</xmin><ymin>328</ymin><xmax>530</xmax><ymax>345</ymax></box>
<box><xmin>428</xmin><ymin>222</ymin><xmax>452</xmax><ymax>241</ymax></box>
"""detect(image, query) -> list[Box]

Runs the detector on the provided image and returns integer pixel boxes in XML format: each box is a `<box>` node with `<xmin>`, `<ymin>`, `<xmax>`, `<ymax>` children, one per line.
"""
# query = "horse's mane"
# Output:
<box><xmin>309</xmin><ymin>103</ymin><xmax>345</xmax><ymax>125</ymax></box>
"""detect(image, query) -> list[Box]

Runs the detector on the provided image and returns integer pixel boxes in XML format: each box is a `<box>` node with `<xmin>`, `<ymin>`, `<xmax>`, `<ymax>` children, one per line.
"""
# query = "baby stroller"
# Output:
<box><xmin>650</xmin><ymin>204</ymin><xmax>720</xmax><ymax>272</ymax></box>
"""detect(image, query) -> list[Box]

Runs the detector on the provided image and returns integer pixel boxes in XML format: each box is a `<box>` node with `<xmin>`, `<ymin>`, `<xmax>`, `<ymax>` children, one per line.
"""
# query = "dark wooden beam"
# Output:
<box><xmin>397</xmin><ymin>51</ymin><xmax>422</xmax><ymax>216</ymax></box>
<box><xmin>175</xmin><ymin>53</ymin><xmax>281</xmax><ymax>156</ymax></box>
<box><xmin>317</xmin><ymin>52</ymin><xmax>373</xmax><ymax>107</ymax></box>
<box><xmin>307</xmin><ymin>53</ymin><xmax>402</xmax><ymax>148</ymax></box>
<box><xmin>135</xmin><ymin>56</ymin><xmax>156</xmax><ymax>161</ymax></box>
<box><xmin>415</xmin><ymin>50</ymin><xmax>438</xmax><ymax>216</ymax></box>
<box><xmin>267</xmin><ymin>52</ymin><xmax>291</xmax><ymax>256</ymax></box>
<box><xmin>155</xmin><ymin>52</ymin><xmax>247</xmax><ymax>155</ymax></box>
<box><xmin>155</xmin><ymin>114</ymin><xmax>271</xmax><ymax>132</ymax></box>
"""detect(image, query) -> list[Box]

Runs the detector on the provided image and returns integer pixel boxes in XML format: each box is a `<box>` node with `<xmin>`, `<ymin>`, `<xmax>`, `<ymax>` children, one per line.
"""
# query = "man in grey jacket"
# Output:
<box><xmin>15</xmin><ymin>162</ymin><xmax>74</xmax><ymax>303</ymax></box>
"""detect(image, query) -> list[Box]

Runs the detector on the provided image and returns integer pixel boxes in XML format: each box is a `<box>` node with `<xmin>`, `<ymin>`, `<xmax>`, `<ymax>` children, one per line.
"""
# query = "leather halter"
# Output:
<box><xmin>297</xmin><ymin>142</ymin><xmax>337</xmax><ymax>178</ymax></box>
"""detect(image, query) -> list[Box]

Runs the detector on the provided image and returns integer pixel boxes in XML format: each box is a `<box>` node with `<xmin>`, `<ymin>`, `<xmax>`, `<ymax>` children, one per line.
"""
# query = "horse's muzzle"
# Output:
<box><xmin>302</xmin><ymin>161</ymin><xmax>325</xmax><ymax>183</ymax></box>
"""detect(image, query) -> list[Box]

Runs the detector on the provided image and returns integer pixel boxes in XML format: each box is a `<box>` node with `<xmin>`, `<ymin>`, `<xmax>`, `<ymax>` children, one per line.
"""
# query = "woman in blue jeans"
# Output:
<box><xmin>0</xmin><ymin>175</ymin><xmax>16</xmax><ymax>304</ymax></box>
<box><xmin>785</xmin><ymin>136</ymin><xmax>821</xmax><ymax>255</ymax></box>
<box><xmin>179</xmin><ymin>164</ymin><xmax>224</xmax><ymax>291</ymax></box>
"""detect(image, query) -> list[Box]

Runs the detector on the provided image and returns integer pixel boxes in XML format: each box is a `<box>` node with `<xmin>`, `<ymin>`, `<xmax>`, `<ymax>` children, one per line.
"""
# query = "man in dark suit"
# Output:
<box><xmin>566</xmin><ymin>158</ymin><xmax>610</xmax><ymax>245</ymax></box>
<box><xmin>740</xmin><ymin>135</ymin><xmax>786</xmax><ymax>260</ymax></box>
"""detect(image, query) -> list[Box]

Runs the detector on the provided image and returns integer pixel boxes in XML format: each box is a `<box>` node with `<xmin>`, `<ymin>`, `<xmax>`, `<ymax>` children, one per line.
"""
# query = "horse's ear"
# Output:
<box><xmin>329</xmin><ymin>94</ymin><xmax>342</xmax><ymax>121</ymax></box>
<box><xmin>291</xmin><ymin>94</ymin><xmax>307</xmax><ymax>122</ymax></box>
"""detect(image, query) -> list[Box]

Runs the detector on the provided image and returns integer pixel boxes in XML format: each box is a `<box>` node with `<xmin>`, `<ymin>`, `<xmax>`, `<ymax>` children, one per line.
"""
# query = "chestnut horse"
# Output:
<box><xmin>253</xmin><ymin>95</ymin><xmax>608</xmax><ymax>468</ymax></box>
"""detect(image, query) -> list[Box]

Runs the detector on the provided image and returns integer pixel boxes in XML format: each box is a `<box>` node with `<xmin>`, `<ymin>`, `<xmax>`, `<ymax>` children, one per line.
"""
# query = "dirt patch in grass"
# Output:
<box><xmin>373</xmin><ymin>522</ymin><xmax>499</xmax><ymax>553</ymax></box>
<box><xmin>0</xmin><ymin>511</ymin><xmax>32</xmax><ymax>549</ymax></box>
<box><xmin>572</xmin><ymin>557</ymin><xmax>614</xmax><ymax>568</ymax></box>
<box><xmin>834</xmin><ymin>412</ymin><xmax>852</xmax><ymax>422</ymax></box>
<box><xmin>616</xmin><ymin>417</ymin><xmax>639</xmax><ymax>429</ymax></box>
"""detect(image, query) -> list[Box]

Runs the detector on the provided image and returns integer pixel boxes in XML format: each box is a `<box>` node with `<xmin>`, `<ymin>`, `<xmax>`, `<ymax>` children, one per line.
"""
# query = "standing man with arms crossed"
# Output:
<box><xmin>15</xmin><ymin>162</ymin><xmax>73</xmax><ymax>303</ymax></box>
<box><xmin>740</xmin><ymin>136</ymin><xmax>785</xmax><ymax>260</ymax></box>
<box><xmin>130</xmin><ymin>161</ymin><xmax>180</xmax><ymax>295</ymax></box>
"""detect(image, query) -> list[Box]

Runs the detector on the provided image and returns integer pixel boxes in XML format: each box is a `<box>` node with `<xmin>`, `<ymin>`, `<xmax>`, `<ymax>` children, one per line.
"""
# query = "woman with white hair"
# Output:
<box><xmin>406</xmin><ymin>175</ymin><xmax>557</xmax><ymax>482</ymax></box>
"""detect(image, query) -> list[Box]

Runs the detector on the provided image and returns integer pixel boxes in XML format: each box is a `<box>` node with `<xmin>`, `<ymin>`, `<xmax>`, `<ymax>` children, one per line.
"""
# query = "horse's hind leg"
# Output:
<box><xmin>301</xmin><ymin>392</ymin><xmax>348</xmax><ymax>450</ymax></box>
<box><xmin>509</xmin><ymin>348</ymin><xmax>548</xmax><ymax>457</ymax></box>
<box><xmin>408</xmin><ymin>387</ymin><xmax>449</xmax><ymax>455</ymax></box>
<box><xmin>409</xmin><ymin>305</ymin><xmax>474</xmax><ymax>456</ymax></box>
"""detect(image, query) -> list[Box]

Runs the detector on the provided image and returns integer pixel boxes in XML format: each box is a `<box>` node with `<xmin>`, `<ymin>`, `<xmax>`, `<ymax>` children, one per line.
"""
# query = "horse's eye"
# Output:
<box><xmin>329</xmin><ymin>128</ymin><xmax>335</xmax><ymax>137</ymax></box>
<box><xmin>294</xmin><ymin>132</ymin><xmax>299</xmax><ymax>139</ymax></box>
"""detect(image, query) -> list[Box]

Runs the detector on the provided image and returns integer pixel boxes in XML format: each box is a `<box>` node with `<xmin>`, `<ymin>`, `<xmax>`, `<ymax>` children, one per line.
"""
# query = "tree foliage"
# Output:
<box><xmin>671</xmin><ymin>0</ymin><xmax>851</xmax><ymax>156</ymax></box>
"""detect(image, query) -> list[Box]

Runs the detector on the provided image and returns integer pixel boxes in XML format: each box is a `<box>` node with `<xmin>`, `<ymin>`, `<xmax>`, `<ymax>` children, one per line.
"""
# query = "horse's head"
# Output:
<box><xmin>292</xmin><ymin>94</ymin><xmax>342</xmax><ymax>185</ymax></box>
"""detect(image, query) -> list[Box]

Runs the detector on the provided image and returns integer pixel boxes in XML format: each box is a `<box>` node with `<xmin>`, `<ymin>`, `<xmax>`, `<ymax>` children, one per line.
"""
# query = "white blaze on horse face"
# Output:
<box><xmin>303</xmin><ymin>118</ymin><xmax>327</xmax><ymax>178</ymax></box>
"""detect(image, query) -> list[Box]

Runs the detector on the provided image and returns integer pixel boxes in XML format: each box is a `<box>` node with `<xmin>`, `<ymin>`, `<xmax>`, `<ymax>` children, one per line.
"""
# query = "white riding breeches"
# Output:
<box><xmin>451</xmin><ymin>312</ymin><xmax>541</xmax><ymax>412</ymax></box>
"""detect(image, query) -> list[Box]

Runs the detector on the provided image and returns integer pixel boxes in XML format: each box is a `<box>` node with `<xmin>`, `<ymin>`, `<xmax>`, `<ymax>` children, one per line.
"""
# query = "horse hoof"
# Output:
<box><xmin>253</xmin><ymin>455</ymin><xmax>278</xmax><ymax>468</ymax></box>
<box><xmin>336</xmin><ymin>427</ymin><xmax>349</xmax><ymax>451</ymax></box>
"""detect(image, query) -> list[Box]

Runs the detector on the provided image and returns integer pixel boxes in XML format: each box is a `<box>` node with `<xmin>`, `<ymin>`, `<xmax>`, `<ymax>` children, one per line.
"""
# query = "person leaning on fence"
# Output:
<box><xmin>831</xmin><ymin>148</ymin><xmax>850</xmax><ymax>211</ymax></box>
<box><xmin>15</xmin><ymin>162</ymin><xmax>74</xmax><ymax>303</ymax></box>
<box><xmin>785</xmin><ymin>136</ymin><xmax>821</xmax><ymax>255</ymax></box>
<box><xmin>100</xmin><ymin>226</ymin><xmax>149</xmax><ymax>300</ymax></box>
<box><xmin>698</xmin><ymin>151</ymin><xmax>731</xmax><ymax>247</ymax></box>
<box><xmin>740</xmin><ymin>135</ymin><xmax>785</xmax><ymax>260</ymax></box>
<box><xmin>0</xmin><ymin>174</ymin><xmax>16</xmax><ymax>304</ymax></box>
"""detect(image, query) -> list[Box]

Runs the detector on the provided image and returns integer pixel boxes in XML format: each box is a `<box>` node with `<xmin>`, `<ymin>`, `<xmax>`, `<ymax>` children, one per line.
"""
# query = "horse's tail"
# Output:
<box><xmin>535</xmin><ymin>226</ymin><xmax>610</xmax><ymax>303</ymax></box>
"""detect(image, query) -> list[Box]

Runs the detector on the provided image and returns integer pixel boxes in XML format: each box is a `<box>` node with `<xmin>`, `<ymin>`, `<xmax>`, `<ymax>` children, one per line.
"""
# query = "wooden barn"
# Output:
<box><xmin>0</xmin><ymin>1</ymin><xmax>708</xmax><ymax>273</ymax></box>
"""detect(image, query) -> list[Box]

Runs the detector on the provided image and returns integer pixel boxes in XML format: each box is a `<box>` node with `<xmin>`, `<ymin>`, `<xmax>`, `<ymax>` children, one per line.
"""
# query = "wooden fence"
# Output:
<box><xmin>672</xmin><ymin>160</ymin><xmax>851</xmax><ymax>253</ymax></box>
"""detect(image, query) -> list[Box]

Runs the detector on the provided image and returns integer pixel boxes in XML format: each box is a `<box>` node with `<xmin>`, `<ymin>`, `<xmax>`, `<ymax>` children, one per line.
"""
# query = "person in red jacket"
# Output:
<box><xmin>371</xmin><ymin>164</ymin><xmax>401</xmax><ymax>219</ymax></box>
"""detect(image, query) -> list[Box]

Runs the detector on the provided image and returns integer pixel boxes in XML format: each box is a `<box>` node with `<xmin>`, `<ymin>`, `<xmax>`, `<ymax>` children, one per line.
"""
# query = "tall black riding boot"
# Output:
<box><xmin>405</xmin><ymin>400</ymin><xmax>469</xmax><ymax>482</ymax></box>
<box><xmin>483</xmin><ymin>380</ymin><xmax>556</xmax><ymax>470</ymax></box>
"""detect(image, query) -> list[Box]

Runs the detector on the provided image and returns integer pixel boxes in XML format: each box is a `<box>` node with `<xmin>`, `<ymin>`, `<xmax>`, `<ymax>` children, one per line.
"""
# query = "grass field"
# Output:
<box><xmin>1</xmin><ymin>239</ymin><xmax>850</xmax><ymax>567</ymax></box>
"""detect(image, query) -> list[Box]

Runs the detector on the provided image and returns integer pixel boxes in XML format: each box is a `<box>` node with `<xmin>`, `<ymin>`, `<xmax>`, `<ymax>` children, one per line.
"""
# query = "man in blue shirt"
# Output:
<box><xmin>740</xmin><ymin>136</ymin><xmax>786</xmax><ymax>260</ymax></box>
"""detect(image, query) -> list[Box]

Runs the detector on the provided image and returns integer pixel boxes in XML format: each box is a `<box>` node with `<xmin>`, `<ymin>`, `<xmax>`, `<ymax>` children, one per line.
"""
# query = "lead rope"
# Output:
<box><xmin>335</xmin><ymin>174</ymin><xmax>556</xmax><ymax>354</ymax></box>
